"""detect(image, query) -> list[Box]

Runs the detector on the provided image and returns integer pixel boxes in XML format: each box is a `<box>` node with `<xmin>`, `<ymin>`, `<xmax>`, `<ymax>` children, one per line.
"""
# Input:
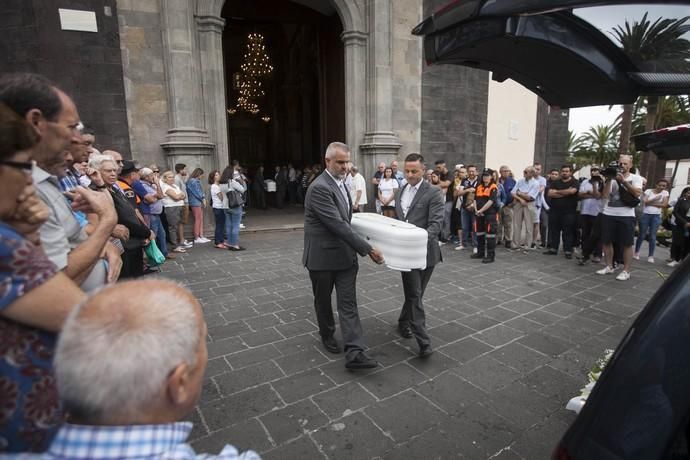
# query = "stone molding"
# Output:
<box><xmin>195</xmin><ymin>15</ymin><xmax>225</xmax><ymax>34</ymax></box>
<box><xmin>360</xmin><ymin>131</ymin><xmax>403</xmax><ymax>156</ymax></box>
<box><xmin>341</xmin><ymin>30</ymin><xmax>368</xmax><ymax>47</ymax></box>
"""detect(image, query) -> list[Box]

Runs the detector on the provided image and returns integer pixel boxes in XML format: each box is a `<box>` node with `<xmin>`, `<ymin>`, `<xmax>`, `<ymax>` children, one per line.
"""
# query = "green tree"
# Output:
<box><xmin>570</xmin><ymin>124</ymin><xmax>620</xmax><ymax>170</ymax></box>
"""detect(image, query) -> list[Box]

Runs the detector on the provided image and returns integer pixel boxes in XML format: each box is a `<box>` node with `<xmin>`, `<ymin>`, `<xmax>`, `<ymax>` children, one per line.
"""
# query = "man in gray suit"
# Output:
<box><xmin>303</xmin><ymin>142</ymin><xmax>385</xmax><ymax>369</ymax></box>
<box><xmin>395</xmin><ymin>153</ymin><xmax>444</xmax><ymax>357</ymax></box>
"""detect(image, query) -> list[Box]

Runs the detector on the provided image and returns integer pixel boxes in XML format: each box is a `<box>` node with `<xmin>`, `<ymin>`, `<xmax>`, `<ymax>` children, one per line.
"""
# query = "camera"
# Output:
<box><xmin>602</xmin><ymin>161</ymin><xmax>623</xmax><ymax>179</ymax></box>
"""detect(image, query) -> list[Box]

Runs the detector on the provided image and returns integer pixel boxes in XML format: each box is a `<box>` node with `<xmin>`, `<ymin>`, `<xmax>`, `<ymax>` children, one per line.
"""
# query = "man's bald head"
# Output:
<box><xmin>56</xmin><ymin>280</ymin><xmax>206</xmax><ymax>425</ymax></box>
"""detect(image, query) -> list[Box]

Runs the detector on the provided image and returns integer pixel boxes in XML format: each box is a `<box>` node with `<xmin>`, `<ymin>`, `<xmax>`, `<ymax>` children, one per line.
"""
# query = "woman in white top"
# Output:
<box><xmin>634</xmin><ymin>179</ymin><xmax>669</xmax><ymax>263</ymax></box>
<box><xmin>378</xmin><ymin>167</ymin><xmax>399</xmax><ymax>218</ymax></box>
<box><xmin>208</xmin><ymin>170</ymin><xmax>228</xmax><ymax>249</ymax></box>
<box><xmin>220</xmin><ymin>166</ymin><xmax>247</xmax><ymax>251</ymax></box>
<box><xmin>160</xmin><ymin>171</ymin><xmax>189</xmax><ymax>253</ymax></box>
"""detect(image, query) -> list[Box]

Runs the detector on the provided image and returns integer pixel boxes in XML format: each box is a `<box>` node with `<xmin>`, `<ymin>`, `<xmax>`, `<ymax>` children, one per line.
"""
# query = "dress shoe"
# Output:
<box><xmin>321</xmin><ymin>336</ymin><xmax>341</xmax><ymax>354</ymax></box>
<box><xmin>345</xmin><ymin>352</ymin><xmax>379</xmax><ymax>370</ymax></box>
<box><xmin>543</xmin><ymin>249</ymin><xmax>557</xmax><ymax>255</ymax></box>
<box><xmin>470</xmin><ymin>252</ymin><xmax>483</xmax><ymax>259</ymax></box>
<box><xmin>419</xmin><ymin>345</ymin><xmax>434</xmax><ymax>358</ymax></box>
<box><xmin>398</xmin><ymin>324</ymin><xmax>413</xmax><ymax>339</ymax></box>
<box><xmin>482</xmin><ymin>256</ymin><xmax>494</xmax><ymax>264</ymax></box>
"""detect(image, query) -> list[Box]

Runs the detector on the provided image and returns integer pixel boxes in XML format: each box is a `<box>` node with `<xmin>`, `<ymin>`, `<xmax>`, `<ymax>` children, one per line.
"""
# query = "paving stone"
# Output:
<box><xmin>474</xmin><ymin>324</ymin><xmax>524</xmax><ymax>347</ymax></box>
<box><xmin>427</xmin><ymin>321</ymin><xmax>475</xmax><ymax>345</ymax></box>
<box><xmin>521</xmin><ymin>365</ymin><xmax>582</xmax><ymax>400</ymax></box>
<box><xmin>365</xmin><ymin>390</ymin><xmax>445</xmax><ymax>442</ymax></box>
<box><xmin>244</xmin><ymin>314</ymin><xmax>282</xmax><ymax>331</ymax></box>
<box><xmin>225</xmin><ymin>344</ymin><xmax>281</xmax><ymax>370</ymax></box>
<box><xmin>542</xmin><ymin>301</ymin><xmax>582</xmax><ymax>317</ymax></box>
<box><xmin>206</xmin><ymin>337</ymin><xmax>247</xmax><ymax>360</ymax></box>
<box><xmin>490</xmin><ymin>342</ymin><xmax>547</xmax><ymax>374</ymax></box>
<box><xmin>383</xmin><ymin>423</ymin><xmax>468</xmax><ymax>459</ymax></box>
<box><xmin>311</xmin><ymin>412</ymin><xmax>395</xmax><ymax>460</ymax></box>
<box><xmin>358</xmin><ymin>363</ymin><xmax>427</xmax><ymax>400</ymax></box>
<box><xmin>439</xmin><ymin>337</ymin><xmax>493</xmax><ymax>363</ymax></box>
<box><xmin>239</xmin><ymin>327</ymin><xmax>284</xmax><ymax>347</ymax></box>
<box><xmin>501</xmin><ymin>299</ymin><xmax>542</xmax><ymax>314</ymax></box>
<box><xmin>415</xmin><ymin>371</ymin><xmax>486</xmax><ymax>414</ymax></box>
<box><xmin>311</xmin><ymin>382</ymin><xmax>377</xmax><ymax>420</ymax></box>
<box><xmin>518</xmin><ymin>332</ymin><xmax>573</xmax><ymax>357</ymax></box>
<box><xmin>214</xmin><ymin>361</ymin><xmax>284</xmax><ymax>396</ymax></box>
<box><xmin>208</xmin><ymin>321</ymin><xmax>252</xmax><ymax>341</ymax></box>
<box><xmin>483</xmin><ymin>306</ymin><xmax>521</xmax><ymax>322</ymax></box>
<box><xmin>192</xmin><ymin>418</ymin><xmax>272</xmax><ymax>455</ymax></box>
<box><xmin>457</xmin><ymin>313</ymin><xmax>501</xmax><ymax>332</ymax></box>
<box><xmin>205</xmin><ymin>357</ymin><xmax>230</xmax><ymax>378</ymax></box>
<box><xmin>453</xmin><ymin>356</ymin><xmax>523</xmax><ymax>392</ymax></box>
<box><xmin>523</xmin><ymin>309</ymin><xmax>563</xmax><ymax>326</ymax></box>
<box><xmin>274</xmin><ymin>346</ymin><xmax>330</xmax><ymax>375</ymax></box>
<box><xmin>271</xmin><ymin>368</ymin><xmax>335</xmax><ymax>404</ymax></box>
<box><xmin>260</xmin><ymin>399</ymin><xmax>329</xmax><ymax>444</ymax></box>
<box><xmin>274</xmin><ymin>318</ymin><xmax>317</xmax><ymax>337</ymax></box>
<box><xmin>200</xmin><ymin>384</ymin><xmax>283</xmax><ymax>431</ymax></box>
<box><xmin>261</xmin><ymin>435</ymin><xmax>324</xmax><ymax>459</ymax></box>
<box><xmin>407</xmin><ymin>349</ymin><xmax>458</xmax><ymax>378</ymax></box>
<box><xmin>369</xmin><ymin>341</ymin><xmax>415</xmax><ymax>367</ymax></box>
<box><xmin>503</xmin><ymin>316</ymin><xmax>544</xmax><ymax>334</ymax></box>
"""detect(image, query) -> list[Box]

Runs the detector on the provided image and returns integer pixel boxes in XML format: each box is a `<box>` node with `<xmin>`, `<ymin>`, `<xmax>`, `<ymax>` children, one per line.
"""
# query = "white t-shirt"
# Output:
<box><xmin>603</xmin><ymin>173</ymin><xmax>644</xmax><ymax>218</ymax></box>
<box><xmin>350</xmin><ymin>173</ymin><xmax>368</xmax><ymax>206</ymax></box>
<box><xmin>160</xmin><ymin>182</ymin><xmax>185</xmax><ymax>207</ymax></box>
<box><xmin>579</xmin><ymin>179</ymin><xmax>604</xmax><ymax>216</ymax></box>
<box><xmin>378</xmin><ymin>178</ymin><xmax>399</xmax><ymax>206</ymax></box>
<box><xmin>211</xmin><ymin>183</ymin><xmax>224</xmax><ymax>209</ymax></box>
<box><xmin>642</xmin><ymin>188</ymin><xmax>669</xmax><ymax>215</ymax></box>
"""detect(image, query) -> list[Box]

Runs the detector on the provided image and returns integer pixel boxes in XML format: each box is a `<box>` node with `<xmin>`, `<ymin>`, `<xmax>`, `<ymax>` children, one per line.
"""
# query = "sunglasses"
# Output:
<box><xmin>0</xmin><ymin>159</ymin><xmax>33</xmax><ymax>173</ymax></box>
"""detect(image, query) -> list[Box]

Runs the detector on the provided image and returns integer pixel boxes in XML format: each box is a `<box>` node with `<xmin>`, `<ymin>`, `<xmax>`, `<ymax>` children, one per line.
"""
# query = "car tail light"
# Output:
<box><xmin>551</xmin><ymin>442</ymin><xmax>573</xmax><ymax>460</ymax></box>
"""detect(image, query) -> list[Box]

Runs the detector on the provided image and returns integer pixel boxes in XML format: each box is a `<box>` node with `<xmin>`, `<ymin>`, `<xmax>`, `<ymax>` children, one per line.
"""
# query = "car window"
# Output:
<box><xmin>573</xmin><ymin>4</ymin><xmax>690</xmax><ymax>73</ymax></box>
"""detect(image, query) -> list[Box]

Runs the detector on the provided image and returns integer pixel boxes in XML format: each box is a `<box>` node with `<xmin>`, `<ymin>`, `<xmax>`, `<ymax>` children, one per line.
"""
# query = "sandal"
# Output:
<box><xmin>228</xmin><ymin>246</ymin><xmax>246</xmax><ymax>251</ymax></box>
<box><xmin>214</xmin><ymin>244</ymin><xmax>226</xmax><ymax>249</ymax></box>
<box><xmin>173</xmin><ymin>247</ymin><xmax>187</xmax><ymax>253</ymax></box>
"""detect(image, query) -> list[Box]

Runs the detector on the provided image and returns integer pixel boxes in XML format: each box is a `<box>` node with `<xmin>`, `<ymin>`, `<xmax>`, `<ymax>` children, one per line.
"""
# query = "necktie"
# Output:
<box><xmin>339</xmin><ymin>182</ymin><xmax>350</xmax><ymax>206</ymax></box>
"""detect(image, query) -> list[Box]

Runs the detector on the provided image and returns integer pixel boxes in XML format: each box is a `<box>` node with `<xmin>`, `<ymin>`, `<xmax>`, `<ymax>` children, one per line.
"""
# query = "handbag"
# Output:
<box><xmin>227</xmin><ymin>189</ymin><xmax>244</xmax><ymax>208</ymax></box>
<box><xmin>619</xmin><ymin>183</ymin><xmax>641</xmax><ymax>208</ymax></box>
<box><xmin>144</xmin><ymin>240</ymin><xmax>166</xmax><ymax>266</ymax></box>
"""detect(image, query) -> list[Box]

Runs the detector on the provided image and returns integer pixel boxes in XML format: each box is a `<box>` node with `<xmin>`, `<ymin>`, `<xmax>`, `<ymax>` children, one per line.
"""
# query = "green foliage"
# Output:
<box><xmin>569</xmin><ymin>124</ymin><xmax>620</xmax><ymax>169</ymax></box>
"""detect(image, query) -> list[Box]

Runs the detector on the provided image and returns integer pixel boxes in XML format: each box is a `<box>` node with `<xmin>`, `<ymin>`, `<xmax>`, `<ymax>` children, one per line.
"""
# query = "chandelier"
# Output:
<box><xmin>228</xmin><ymin>33</ymin><xmax>273</xmax><ymax>119</ymax></box>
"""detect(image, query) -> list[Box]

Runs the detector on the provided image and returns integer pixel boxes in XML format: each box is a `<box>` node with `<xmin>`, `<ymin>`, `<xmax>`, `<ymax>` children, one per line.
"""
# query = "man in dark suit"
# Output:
<box><xmin>303</xmin><ymin>142</ymin><xmax>385</xmax><ymax>369</ymax></box>
<box><xmin>394</xmin><ymin>153</ymin><xmax>444</xmax><ymax>357</ymax></box>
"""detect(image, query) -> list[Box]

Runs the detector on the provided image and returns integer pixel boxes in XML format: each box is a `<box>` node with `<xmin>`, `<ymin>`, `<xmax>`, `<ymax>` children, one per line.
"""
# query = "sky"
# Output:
<box><xmin>568</xmin><ymin>3</ymin><xmax>690</xmax><ymax>136</ymax></box>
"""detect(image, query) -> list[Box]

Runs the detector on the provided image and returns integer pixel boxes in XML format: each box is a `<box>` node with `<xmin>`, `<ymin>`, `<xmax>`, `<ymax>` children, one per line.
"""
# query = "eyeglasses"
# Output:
<box><xmin>116</xmin><ymin>160</ymin><xmax>124</xmax><ymax>165</ymax></box>
<box><xmin>152</xmin><ymin>170</ymin><xmax>160</xmax><ymax>173</ymax></box>
<box><xmin>0</xmin><ymin>159</ymin><xmax>33</xmax><ymax>172</ymax></box>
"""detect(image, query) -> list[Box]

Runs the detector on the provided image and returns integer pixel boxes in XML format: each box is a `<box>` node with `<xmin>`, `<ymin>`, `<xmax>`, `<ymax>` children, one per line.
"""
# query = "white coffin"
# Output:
<box><xmin>351</xmin><ymin>212</ymin><xmax>428</xmax><ymax>271</ymax></box>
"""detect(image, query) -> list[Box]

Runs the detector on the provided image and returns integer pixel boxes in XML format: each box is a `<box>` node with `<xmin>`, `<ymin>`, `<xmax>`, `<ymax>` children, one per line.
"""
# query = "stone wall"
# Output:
<box><xmin>391</xmin><ymin>0</ymin><xmax>423</xmax><ymax>159</ymax></box>
<box><xmin>533</xmin><ymin>100</ymin><xmax>570</xmax><ymax>172</ymax></box>
<box><xmin>116</xmin><ymin>0</ymin><xmax>169</xmax><ymax>167</ymax></box>
<box><xmin>420</xmin><ymin>0</ymin><xmax>489</xmax><ymax>169</ymax></box>
<box><xmin>0</xmin><ymin>0</ymin><xmax>131</xmax><ymax>155</ymax></box>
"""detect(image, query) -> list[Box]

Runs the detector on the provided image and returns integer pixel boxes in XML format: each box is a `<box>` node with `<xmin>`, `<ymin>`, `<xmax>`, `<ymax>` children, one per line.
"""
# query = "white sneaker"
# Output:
<box><xmin>239</xmin><ymin>223</ymin><xmax>246</xmax><ymax>229</ymax></box>
<box><xmin>182</xmin><ymin>242</ymin><xmax>193</xmax><ymax>249</ymax></box>
<box><xmin>667</xmin><ymin>260</ymin><xmax>680</xmax><ymax>267</ymax></box>
<box><xmin>472</xmin><ymin>247</ymin><xmax>478</xmax><ymax>254</ymax></box>
<box><xmin>596</xmin><ymin>266</ymin><xmax>615</xmax><ymax>275</ymax></box>
<box><xmin>647</xmin><ymin>256</ymin><xmax>655</xmax><ymax>264</ymax></box>
<box><xmin>616</xmin><ymin>270</ymin><xmax>631</xmax><ymax>281</ymax></box>
<box><xmin>194</xmin><ymin>238</ymin><xmax>209</xmax><ymax>244</ymax></box>
<box><xmin>454</xmin><ymin>245</ymin><xmax>465</xmax><ymax>251</ymax></box>
<box><xmin>633</xmin><ymin>253</ymin><xmax>640</xmax><ymax>260</ymax></box>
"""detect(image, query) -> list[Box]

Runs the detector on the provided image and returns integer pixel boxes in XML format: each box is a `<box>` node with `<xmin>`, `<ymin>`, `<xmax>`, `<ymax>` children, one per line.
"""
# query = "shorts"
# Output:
<box><xmin>534</xmin><ymin>205</ymin><xmax>541</xmax><ymax>223</ymax></box>
<box><xmin>600</xmin><ymin>214</ymin><xmax>635</xmax><ymax>247</ymax></box>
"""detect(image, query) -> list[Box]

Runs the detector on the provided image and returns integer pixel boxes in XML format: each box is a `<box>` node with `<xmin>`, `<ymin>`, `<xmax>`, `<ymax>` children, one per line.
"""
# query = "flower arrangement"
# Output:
<box><xmin>566</xmin><ymin>349</ymin><xmax>614</xmax><ymax>414</ymax></box>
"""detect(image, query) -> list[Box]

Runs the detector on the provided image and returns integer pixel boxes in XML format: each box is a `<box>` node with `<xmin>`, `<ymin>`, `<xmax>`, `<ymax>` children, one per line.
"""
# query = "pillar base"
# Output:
<box><xmin>160</xmin><ymin>128</ymin><xmax>216</xmax><ymax>171</ymax></box>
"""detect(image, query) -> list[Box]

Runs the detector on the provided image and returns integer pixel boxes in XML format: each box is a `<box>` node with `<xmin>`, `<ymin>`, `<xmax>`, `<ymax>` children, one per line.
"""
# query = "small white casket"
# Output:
<box><xmin>265</xmin><ymin>179</ymin><xmax>277</xmax><ymax>192</ymax></box>
<box><xmin>351</xmin><ymin>213</ymin><xmax>428</xmax><ymax>271</ymax></box>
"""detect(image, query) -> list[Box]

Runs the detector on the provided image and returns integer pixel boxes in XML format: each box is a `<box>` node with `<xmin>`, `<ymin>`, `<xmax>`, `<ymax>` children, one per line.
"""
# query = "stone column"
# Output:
<box><xmin>341</xmin><ymin>30</ymin><xmax>368</xmax><ymax>167</ymax></box>
<box><xmin>196</xmin><ymin>14</ymin><xmax>228</xmax><ymax>170</ymax></box>
<box><xmin>159</xmin><ymin>0</ymin><xmax>215</xmax><ymax>171</ymax></box>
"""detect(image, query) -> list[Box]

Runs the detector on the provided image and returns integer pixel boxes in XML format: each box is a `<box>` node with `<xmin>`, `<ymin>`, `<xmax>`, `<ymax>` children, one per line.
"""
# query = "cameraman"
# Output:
<box><xmin>596</xmin><ymin>155</ymin><xmax>643</xmax><ymax>280</ymax></box>
<box><xmin>577</xmin><ymin>166</ymin><xmax>604</xmax><ymax>265</ymax></box>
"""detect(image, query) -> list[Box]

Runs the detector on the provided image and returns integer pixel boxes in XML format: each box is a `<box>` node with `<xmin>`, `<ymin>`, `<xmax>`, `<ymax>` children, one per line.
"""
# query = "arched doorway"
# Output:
<box><xmin>221</xmin><ymin>0</ymin><xmax>346</xmax><ymax>175</ymax></box>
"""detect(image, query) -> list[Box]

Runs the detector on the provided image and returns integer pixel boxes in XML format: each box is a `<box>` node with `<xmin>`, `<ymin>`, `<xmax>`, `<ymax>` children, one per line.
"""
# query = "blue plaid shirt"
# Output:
<box><xmin>11</xmin><ymin>422</ymin><xmax>261</xmax><ymax>460</ymax></box>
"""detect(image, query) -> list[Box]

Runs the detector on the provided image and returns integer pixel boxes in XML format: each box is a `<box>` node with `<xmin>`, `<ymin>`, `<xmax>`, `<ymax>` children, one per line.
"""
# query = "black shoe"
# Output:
<box><xmin>504</xmin><ymin>241</ymin><xmax>511</xmax><ymax>249</ymax></box>
<box><xmin>398</xmin><ymin>324</ymin><xmax>413</xmax><ymax>338</ymax></box>
<box><xmin>577</xmin><ymin>257</ymin><xmax>589</xmax><ymax>266</ymax></box>
<box><xmin>345</xmin><ymin>352</ymin><xmax>379</xmax><ymax>370</ymax></box>
<box><xmin>419</xmin><ymin>345</ymin><xmax>434</xmax><ymax>358</ymax></box>
<box><xmin>543</xmin><ymin>250</ymin><xmax>557</xmax><ymax>255</ymax></box>
<box><xmin>565</xmin><ymin>252</ymin><xmax>573</xmax><ymax>259</ymax></box>
<box><xmin>321</xmin><ymin>336</ymin><xmax>341</xmax><ymax>354</ymax></box>
<box><xmin>482</xmin><ymin>257</ymin><xmax>495</xmax><ymax>264</ymax></box>
<box><xmin>470</xmin><ymin>253</ymin><xmax>483</xmax><ymax>259</ymax></box>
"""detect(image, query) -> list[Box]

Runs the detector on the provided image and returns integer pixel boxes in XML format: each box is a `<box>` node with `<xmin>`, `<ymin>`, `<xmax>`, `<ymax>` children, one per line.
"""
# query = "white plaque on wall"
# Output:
<box><xmin>509</xmin><ymin>120</ymin><xmax>520</xmax><ymax>140</ymax></box>
<box><xmin>59</xmin><ymin>9</ymin><xmax>98</xmax><ymax>33</ymax></box>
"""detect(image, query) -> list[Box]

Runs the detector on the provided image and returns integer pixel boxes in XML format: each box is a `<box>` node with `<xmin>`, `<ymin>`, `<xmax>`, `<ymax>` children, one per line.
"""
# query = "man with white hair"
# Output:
<box><xmin>349</xmin><ymin>165</ymin><xmax>367</xmax><ymax>212</ymax></box>
<box><xmin>19</xmin><ymin>279</ymin><xmax>260</xmax><ymax>460</ymax></box>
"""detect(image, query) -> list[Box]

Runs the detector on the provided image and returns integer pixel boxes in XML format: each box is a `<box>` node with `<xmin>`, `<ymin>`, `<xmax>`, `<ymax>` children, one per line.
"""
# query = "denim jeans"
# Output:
<box><xmin>213</xmin><ymin>208</ymin><xmax>226</xmax><ymax>244</ymax></box>
<box><xmin>225</xmin><ymin>206</ymin><xmax>243</xmax><ymax>246</ymax></box>
<box><xmin>460</xmin><ymin>207</ymin><xmax>476</xmax><ymax>247</ymax></box>
<box><xmin>635</xmin><ymin>213</ymin><xmax>661</xmax><ymax>257</ymax></box>
<box><xmin>149</xmin><ymin>214</ymin><xmax>167</xmax><ymax>257</ymax></box>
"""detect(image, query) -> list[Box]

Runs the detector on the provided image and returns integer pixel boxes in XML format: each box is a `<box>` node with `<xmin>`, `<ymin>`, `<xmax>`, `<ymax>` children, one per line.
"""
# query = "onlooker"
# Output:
<box><xmin>511</xmin><ymin>166</ymin><xmax>539</xmax><ymax>252</ymax></box>
<box><xmin>23</xmin><ymin>279</ymin><xmax>260</xmax><ymax>460</ymax></box>
<box><xmin>220</xmin><ymin>166</ymin><xmax>246</xmax><ymax>251</ymax></box>
<box><xmin>668</xmin><ymin>186</ymin><xmax>690</xmax><ymax>267</ymax></box>
<box><xmin>543</xmin><ymin>165</ymin><xmax>579</xmax><ymax>259</ymax></box>
<box><xmin>287</xmin><ymin>162</ymin><xmax>298</xmax><ymax>204</ymax></box>
<box><xmin>459</xmin><ymin>165</ymin><xmax>479</xmax><ymax>251</ymax></box>
<box><xmin>371</xmin><ymin>161</ymin><xmax>386</xmax><ymax>214</ymax></box>
<box><xmin>452</xmin><ymin>166</ymin><xmax>468</xmax><ymax>250</ymax></box>
<box><xmin>471</xmin><ymin>169</ymin><xmax>499</xmax><ymax>263</ymax></box>
<box><xmin>378</xmin><ymin>166</ymin><xmax>399</xmax><ymax>218</ymax></box>
<box><xmin>634</xmin><ymin>179</ymin><xmax>669</xmax><ymax>263</ymax></box>
<box><xmin>349</xmin><ymin>165</ymin><xmax>367</xmax><ymax>212</ymax></box>
<box><xmin>138</xmin><ymin>167</ymin><xmax>170</xmax><ymax>260</ymax></box>
<box><xmin>160</xmin><ymin>170</ymin><xmax>189</xmax><ymax>253</ymax></box>
<box><xmin>0</xmin><ymin>73</ymin><xmax>120</xmax><ymax>292</ymax></box>
<box><xmin>434</xmin><ymin>160</ymin><xmax>453</xmax><ymax>242</ymax></box>
<box><xmin>174</xmin><ymin>163</ymin><xmax>191</xmax><ymax>247</ymax></box>
<box><xmin>497</xmin><ymin>165</ymin><xmax>516</xmax><ymax>248</ymax></box>
<box><xmin>252</xmin><ymin>165</ymin><xmax>267</xmax><ymax>210</ymax></box>
<box><xmin>390</xmin><ymin>159</ymin><xmax>405</xmax><ymax>187</ymax></box>
<box><xmin>208</xmin><ymin>170</ymin><xmax>227</xmax><ymax>249</ymax></box>
<box><xmin>596</xmin><ymin>155</ymin><xmax>643</xmax><ymax>280</ymax></box>
<box><xmin>578</xmin><ymin>166</ymin><xmax>604</xmax><ymax>265</ymax></box>
<box><xmin>186</xmin><ymin>168</ymin><xmax>209</xmax><ymax>244</ymax></box>
<box><xmin>275</xmin><ymin>165</ymin><xmax>288</xmax><ymax>208</ymax></box>
<box><xmin>533</xmin><ymin>162</ymin><xmax>548</xmax><ymax>248</ymax></box>
<box><xmin>0</xmin><ymin>102</ymin><xmax>86</xmax><ymax>453</ymax></box>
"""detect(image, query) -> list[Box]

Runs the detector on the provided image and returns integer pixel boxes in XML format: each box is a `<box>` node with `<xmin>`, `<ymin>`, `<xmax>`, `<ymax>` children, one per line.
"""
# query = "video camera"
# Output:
<box><xmin>602</xmin><ymin>161</ymin><xmax>624</xmax><ymax>179</ymax></box>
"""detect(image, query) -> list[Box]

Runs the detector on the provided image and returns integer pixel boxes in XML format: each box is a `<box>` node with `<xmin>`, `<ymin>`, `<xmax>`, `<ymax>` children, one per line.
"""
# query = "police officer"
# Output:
<box><xmin>471</xmin><ymin>169</ymin><xmax>499</xmax><ymax>263</ymax></box>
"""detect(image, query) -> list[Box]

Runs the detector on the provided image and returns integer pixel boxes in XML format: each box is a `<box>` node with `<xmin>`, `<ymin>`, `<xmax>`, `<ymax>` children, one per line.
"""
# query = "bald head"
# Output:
<box><xmin>56</xmin><ymin>280</ymin><xmax>206</xmax><ymax>424</ymax></box>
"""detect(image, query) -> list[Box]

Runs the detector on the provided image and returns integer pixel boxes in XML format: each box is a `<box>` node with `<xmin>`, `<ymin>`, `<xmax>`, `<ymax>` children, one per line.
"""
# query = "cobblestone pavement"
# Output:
<box><xmin>161</xmin><ymin>230</ymin><xmax>669</xmax><ymax>459</ymax></box>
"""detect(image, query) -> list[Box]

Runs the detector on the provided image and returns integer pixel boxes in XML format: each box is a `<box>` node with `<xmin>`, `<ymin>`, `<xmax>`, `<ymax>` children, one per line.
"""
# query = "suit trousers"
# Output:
<box><xmin>512</xmin><ymin>202</ymin><xmax>535</xmax><ymax>248</ymax></box>
<box><xmin>398</xmin><ymin>266</ymin><xmax>434</xmax><ymax>348</ymax></box>
<box><xmin>309</xmin><ymin>266</ymin><xmax>365</xmax><ymax>360</ymax></box>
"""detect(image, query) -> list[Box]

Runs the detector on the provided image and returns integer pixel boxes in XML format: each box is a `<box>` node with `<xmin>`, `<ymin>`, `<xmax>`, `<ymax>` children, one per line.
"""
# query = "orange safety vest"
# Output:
<box><xmin>475</xmin><ymin>183</ymin><xmax>497</xmax><ymax>199</ymax></box>
<box><xmin>117</xmin><ymin>180</ymin><xmax>141</xmax><ymax>205</ymax></box>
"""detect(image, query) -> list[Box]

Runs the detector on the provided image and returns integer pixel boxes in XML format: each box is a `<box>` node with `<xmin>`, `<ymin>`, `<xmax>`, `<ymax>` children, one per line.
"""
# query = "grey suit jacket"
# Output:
<box><xmin>395</xmin><ymin>180</ymin><xmax>444</xmax><ymax>268</ymax></box>
<box><xmin>302</xmin><ymin>171</ymin><xmax>372</xmax><ymax>271</ymax></box>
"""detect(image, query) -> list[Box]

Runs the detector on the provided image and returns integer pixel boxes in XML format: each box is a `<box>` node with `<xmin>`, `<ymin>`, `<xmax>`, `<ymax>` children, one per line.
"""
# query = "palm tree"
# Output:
<box><xmin>610</xmin><ymin>13</ymin><xmax>690</xmax><ymax>165</ymax></box>
<box><xmin>572</xmin><ymin>124</ymin><xmax>620</xmax><ymax>168</ymax></box>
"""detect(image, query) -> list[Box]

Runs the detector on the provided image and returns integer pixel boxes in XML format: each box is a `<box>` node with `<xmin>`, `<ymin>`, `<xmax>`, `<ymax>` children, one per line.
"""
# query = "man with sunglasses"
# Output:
<box><xmin>0</xmin><ymin>73</ymin><xmax>121</xmax><ymax>290</ymax></box>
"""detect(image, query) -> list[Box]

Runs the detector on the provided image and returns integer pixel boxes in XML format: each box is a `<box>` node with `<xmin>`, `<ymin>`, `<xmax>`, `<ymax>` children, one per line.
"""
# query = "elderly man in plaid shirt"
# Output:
<box><xmin>15</xmin><ymin>279</ymin><xmax>260</xmax><ymax>460</ymax></box>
